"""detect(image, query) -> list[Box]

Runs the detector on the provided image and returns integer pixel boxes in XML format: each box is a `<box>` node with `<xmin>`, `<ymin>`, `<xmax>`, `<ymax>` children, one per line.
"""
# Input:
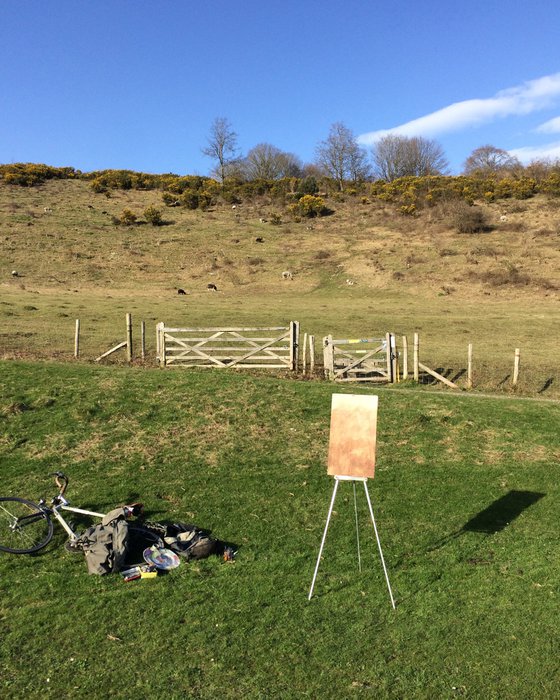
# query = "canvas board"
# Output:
<box><xmin>327</xmin><ymin>393</ymin><xmax>378</xmax><ymax>479</ymax></box>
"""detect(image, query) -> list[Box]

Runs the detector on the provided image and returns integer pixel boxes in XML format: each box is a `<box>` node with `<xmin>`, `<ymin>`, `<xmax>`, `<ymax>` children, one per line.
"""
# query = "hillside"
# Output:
<box><xmin>1</xmin><ymin>178</ymin><xmax>559</xmax><ymax>395</ymax></box>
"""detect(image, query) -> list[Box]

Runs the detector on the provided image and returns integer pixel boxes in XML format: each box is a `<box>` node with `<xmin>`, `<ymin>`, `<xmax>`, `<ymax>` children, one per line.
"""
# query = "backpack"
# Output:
<box><xmin>75</xmin><ymin>507</ymin><xmax>130</xmax><ymax>575</ymax></box>
<box><xmin>141</xmin><ymin>521</ymin><xmax>219</xmax><ymax>561</ymax></box>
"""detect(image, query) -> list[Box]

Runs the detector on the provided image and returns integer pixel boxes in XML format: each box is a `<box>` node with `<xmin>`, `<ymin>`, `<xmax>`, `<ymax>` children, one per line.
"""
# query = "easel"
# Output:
<box><xmin>308</xmin><ymin>394</ymin><xmax>395</xmax><ymax>608</ymax></box>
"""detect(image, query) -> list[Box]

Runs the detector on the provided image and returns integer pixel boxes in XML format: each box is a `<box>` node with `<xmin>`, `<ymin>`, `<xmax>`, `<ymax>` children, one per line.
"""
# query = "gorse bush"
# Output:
<box><xmin>144</xmin><ymin>206</ymin><xmax>163</xmax><ymax>226</ymax></box>
<box><xmin>0</xmin><ymin>163</ymin><xmax>78</xmax><ymax>186</ymax></box>
<box><xmin>289</xmin><ymin>194</ymin><xmax>329</xmax><ymax>218</ymax></box>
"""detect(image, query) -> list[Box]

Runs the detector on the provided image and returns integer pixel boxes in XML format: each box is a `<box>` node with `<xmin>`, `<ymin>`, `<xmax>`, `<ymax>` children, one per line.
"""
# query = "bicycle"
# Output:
<box><xmin>0</xmin><ymin>472</ymin><xmax>143</xmax><ymax>555</ymax></box>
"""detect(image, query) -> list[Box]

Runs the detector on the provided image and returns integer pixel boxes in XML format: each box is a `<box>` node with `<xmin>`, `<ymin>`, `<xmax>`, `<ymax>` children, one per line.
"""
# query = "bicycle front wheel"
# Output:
<box><xmin>0</xmin><ymin>497</ymin><xmax>54</xmax><ymax>554</ymax></box>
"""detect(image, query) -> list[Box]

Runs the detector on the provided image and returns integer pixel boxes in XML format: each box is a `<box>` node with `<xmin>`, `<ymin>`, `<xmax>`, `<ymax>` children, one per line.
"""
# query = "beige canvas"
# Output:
<box><xmin>327</xmin><ymin>393</ymin><xmax>378</xmax><ymax>478</ymax></box>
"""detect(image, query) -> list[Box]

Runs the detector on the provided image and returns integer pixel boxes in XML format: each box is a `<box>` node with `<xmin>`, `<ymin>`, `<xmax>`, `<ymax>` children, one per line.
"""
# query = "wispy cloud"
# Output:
<box><xmin>535</xmin><ymin>116</ymin><xmax>560</xmax><ymax>134</ymax></box>
<box><xmin>358</xmin><ymin>73</ymin><xmax>560</xmax><ymax>145</ymax></box>
<box><xmin>508</xmin><ymin>141</ymin><xmax>560</xmax><ymax>163</ymax></box>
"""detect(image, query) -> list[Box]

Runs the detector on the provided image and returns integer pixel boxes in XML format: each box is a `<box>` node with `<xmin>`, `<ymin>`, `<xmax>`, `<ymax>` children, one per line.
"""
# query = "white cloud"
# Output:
<box><xmin>508</xmin><ymin>141</ymin><xmax>560</xmax><ymax>163</ymax></box>
<box><xmin>358</xmin><ymin>73</ymin><xmax>560</xmax><ymax>145</ymax></box>
<box><xmin>535</xmin><ymin>116</ymin><xmax>560</xmax><ymax>134</ymax></box>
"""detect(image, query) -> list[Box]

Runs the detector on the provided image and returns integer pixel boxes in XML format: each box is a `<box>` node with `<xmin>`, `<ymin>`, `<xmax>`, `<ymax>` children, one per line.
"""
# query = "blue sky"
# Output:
<box><xmin>1</xmin><ymin>1</ymin><xmax>559</xmax><ymax>176</ymax></box>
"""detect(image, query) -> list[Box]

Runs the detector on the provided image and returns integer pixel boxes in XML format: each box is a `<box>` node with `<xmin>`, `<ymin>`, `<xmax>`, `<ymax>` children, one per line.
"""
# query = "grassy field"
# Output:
<box><xmin>1</xmin><ymin>179</ymin><xmax>559</xmax><ymax>397</ymax></box>
<box><xmin>1</xmin><ymin>361</ymin><xmax>559</xmax><ymax>698</ymax></box>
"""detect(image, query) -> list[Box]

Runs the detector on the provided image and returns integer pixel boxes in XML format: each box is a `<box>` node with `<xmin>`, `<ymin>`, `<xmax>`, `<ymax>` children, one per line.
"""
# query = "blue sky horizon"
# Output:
<box><xmin>2</xmin><ymin>1</ymin><xmax>560</xmax><ymax>177</ymax></box>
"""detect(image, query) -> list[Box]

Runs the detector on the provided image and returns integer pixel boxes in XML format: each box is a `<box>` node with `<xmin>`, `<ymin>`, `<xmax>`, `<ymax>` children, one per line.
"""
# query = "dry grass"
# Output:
<box><xmin>1</xmin><ymin>179</ymin><xmax>559</xmax><ymax>395</ymax></box>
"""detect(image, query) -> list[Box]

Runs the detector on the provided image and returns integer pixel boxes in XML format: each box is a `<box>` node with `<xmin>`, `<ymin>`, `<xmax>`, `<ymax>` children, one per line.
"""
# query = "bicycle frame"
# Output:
<box><xmin>47</xmin><ymin>497</ymin><xmax>105</xmax><ymax>542</ymax></box>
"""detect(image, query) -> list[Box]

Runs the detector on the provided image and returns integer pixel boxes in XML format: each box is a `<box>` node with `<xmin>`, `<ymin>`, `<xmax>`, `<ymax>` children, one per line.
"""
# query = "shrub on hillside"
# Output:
<box><xmin>0</xmin><ymin>163</ymin><xmax>77</xmax><ymax>186</ymax></box>
<box><xmin>118</xmin><ymin>208</ymin><xmax>137</xmax><ymax>226</ymax></box>
<box><xmin>144</xmin><ymin>206</ymin><xmax>163</xmax><ymax>226</ymax></box>
<box><xmin>290</xmin><ymin>194</ymin><xmax>329</xmax><ymax>218</ymax></box>
<box><xmin>451</xmin><ymin>201</ymin><xmax>489</xmax><ymax>233</ymax></box>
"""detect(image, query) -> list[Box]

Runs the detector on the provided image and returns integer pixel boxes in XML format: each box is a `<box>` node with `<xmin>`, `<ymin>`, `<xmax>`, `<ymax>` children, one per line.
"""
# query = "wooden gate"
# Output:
<box><xmin>323</xmin><ymin>333</ymin><xmax>395</xmax><ymax>382</ymax></box>
<box><xmin>156</xmin><ymin>321</ymin><xmax>299</xmax><ymax>370</ymax></box>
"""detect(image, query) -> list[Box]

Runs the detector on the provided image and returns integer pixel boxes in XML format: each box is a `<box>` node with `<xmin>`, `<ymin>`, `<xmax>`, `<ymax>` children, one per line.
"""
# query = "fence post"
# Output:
<box><xmin>413</xmin><ymin>333</ymin><xmax>419</xmax><ymax>382</ymax></box>
<box><xmin>467</xmin><ymin>343</ymin><xmax>473</xmax><ymax>389</ymax></box>
<box><xmin>156</xmin><ymin>322</ymin><xmax>165</xmax><ymax>366</ymax></box>
<box><xmin>513</xmin><ymin>348</ymin><xmax>520</xmax><ymax>387</ymax></box>
<box><xmin>385</xmin><ymin>333</ymin><xmax>392</xmax><ymax>382</ymax></box>
<box><xmin>309</xmin><ymin>335</ymin><xmax>315</xmax><ymax>375</ymax></box>
<box><xmin>140</xmin><ymin>321</ymin><xmax>146</xmax><ymax>361</ymax></box>
<box><xmin>290</xmin><ymin>321</ymin><xmax>300</xmax><ymax>371</ymax></box>
<box><xmin>302</xmin><ymin>332</ymin><xmax>308</xmax><ymax>374</ymax></box>
<box><xmin>74</xmin><ymin>319</ymin><xmax>80</xmax><ymax>359</ymax></box>
<box><xmin>323</xmin><ymin>335</ymin><xmax>334</xmax><ymax>380</ymax></box>
<box><xmin>390</xmin><ymin>334</ymin><xmax>398</xmax><ymax>383</ymax></box>
<box><xmin>126</xmin><ymin>313</ymin><xmax>133</xmax><ymax>363</ymax></box>
<box><xmin>402</xmin><ymin>335</ymin><xmax>408</xmax><ymax>380</ymax></box>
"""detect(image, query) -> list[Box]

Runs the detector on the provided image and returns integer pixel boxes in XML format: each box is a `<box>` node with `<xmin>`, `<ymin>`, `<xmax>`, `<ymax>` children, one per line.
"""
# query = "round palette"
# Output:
<box><xmin>143</xmin><ymin>545</ymin><xmax>180</xmax><ymax>570</ymax></box>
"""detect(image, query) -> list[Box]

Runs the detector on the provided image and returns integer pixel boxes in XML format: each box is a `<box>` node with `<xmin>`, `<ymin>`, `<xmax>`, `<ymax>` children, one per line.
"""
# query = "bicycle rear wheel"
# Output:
<box><xmin>0</xmin><ymin>497</ymin><xmax>54</xmax><ymax>554</ymax></box>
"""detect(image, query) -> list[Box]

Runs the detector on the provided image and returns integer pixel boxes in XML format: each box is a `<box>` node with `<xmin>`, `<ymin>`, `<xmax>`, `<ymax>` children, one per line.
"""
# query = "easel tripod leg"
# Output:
<box><xmin>308</xmin><ymin>479</ymin><xmax>339</xmax><ymax>600</ymax></box>
<box><xmin>363</xmin><ymin>481</ymin><xmax>396</xmax><ymax>609</ymax></box>
<box><xmin>353</xmin><ymin>481</ymin><xmax>362</xmax><ymax>573</ymax></box>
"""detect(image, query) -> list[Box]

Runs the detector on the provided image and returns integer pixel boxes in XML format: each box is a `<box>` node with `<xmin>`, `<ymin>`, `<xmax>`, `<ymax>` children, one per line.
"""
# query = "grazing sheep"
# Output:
<box><xmin>259</xmin><ymin>218</ymin><xmax>267</xmax><ymax>223</ymax></box>
<box><xmin>207</xmin><ymin>283</ymin><xmax>218</xmax><ymax>291</ymax></box>
<box><xmin>11</xmin><ymin>270</ymin><xmax>18</xmax><ymax>277</ymax></box>
<box><xmin>282</xmin><ymin>271</ymin><xmax>293</xmax><ymax>280</ymax></box>
<box><xmin>43</xmin><ymin>207</ymin><xmax>53</xmax><ymax>214</ymax></box>
<box><xmin>346</xmin><ymin>279</ymin><xmax>355</xmax><ymax>286</ymax></box>
<box><xmin>255</xmin><ymin>237</ymin><xmax>264</xmax><ymax>243</ymax></box>
<box><xmin>177</xmin><ymin>288</ymin><xmax>186</xmax><ymax>295</ymax></box>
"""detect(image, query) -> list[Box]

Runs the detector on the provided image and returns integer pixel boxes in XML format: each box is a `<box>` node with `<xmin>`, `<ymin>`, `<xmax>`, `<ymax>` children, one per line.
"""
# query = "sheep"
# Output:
<box><xmin>500</xmin><ymin>214</ymin><xmax>508</xmax><ymax>222</ymax></box>
<box><xmin>43</xmin><ymin>207</ymin><xmax>53</xmax><ymax>214</ymax></box>
<box><xmin>11</xmin><ymin>270</ymin><xmax>18</xmax><ymax>277</ymax></box>
<box><xmin>177</xmin><ymin>288</ymin><xmax>186</xmax><ymax>295</ymax></box>
<box><xmin>207</xmin><ymin>283</ymin><xmax>218</xmax><ymax>291</ymax></box>
<box><xmin>255</xmin><ymin>237</ymin><xmax>264</xmax><ymax>243</ymax></box>
<box><xmin>346</xmin><ymin>279</ymin><xmax>355</xmax><ymax>286</ymax></box>
<box><xmin>282</xmin><ymin>271</ymin><xmax>293</xmax><ymax>280</ymax></box>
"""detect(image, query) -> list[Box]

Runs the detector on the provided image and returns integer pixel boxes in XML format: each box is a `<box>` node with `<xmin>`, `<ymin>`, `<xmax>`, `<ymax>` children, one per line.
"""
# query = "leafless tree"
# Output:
<box><xmin>463</xmin><ymin>145</ymin><xmax>521</xmax><ymax>175</ymax></box>
<box><xmin>372</xmin><ymin>135</ymin><xmax>449</xmax><ymax>181</ymax></box>
<box><xmin>316</xmin><ymin>122</ymin><xmax>369</xmax><ymax>191</ymax></box>
<box><xmin>242</xmin><ymin>143</ymin><xmax>302</xmax><ymax>180</ymax></box>
<box><xmin>202</xmin><ymin>117</ymin><xmax>239</xmax><ymax>184</ymax></box>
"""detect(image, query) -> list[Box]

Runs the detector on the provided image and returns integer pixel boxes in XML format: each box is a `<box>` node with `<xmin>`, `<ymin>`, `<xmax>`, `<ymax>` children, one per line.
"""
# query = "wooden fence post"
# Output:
<box><xmin>309</xmin><ymin>335</ymin><xmax>315</xmax><ymax>375</ymax></box>
<box><xmin>385</xmin><ymin>333</ymin><xmax>392</xmax><ymax>383</ymax></box>
<box><xmin>323</xmin><ymin>335</ymin><xmax>334</xmax><ymax>380</ymax></box>
<box><xmin>74</xmin><ymin>319</ymin><xmax>80</xmax><ymax>359</ymax></box>
<box><xmin>402</xmin><ymin>335</ymin><xmax>408</xmax><ymax>380</ymax></box>
<box><xmin>302</xmin><ymin>332</ymin><xmax>308</xmax><ymax>374</ymax></box>
<box><xmin>126</xmin><ymin>313</ymin><xmax>133</xmax><ymax>363</ymax></box>
<box><xmin>467</xmin><ymin>343</ymin><xmax>473</xmax><ymax>389</ymax></box>
<box><xmin>513</xmin><ymin>348</ymin><xmax>520</xmax><ymax>387</ymax></box>
<box><xmin>156</xmin><ymin>322</ymin><xmax>165</xmax><ymax>366</ymax></box>
<box><xmin>390</xmin><ymin>334</ymin><xmax>398</xmax><ymax>383</ymax></box>
<box><xmin>413</xmin><ymin>333</ymin><xmax>419</xmax><ymax>382</ymax></box>
<box><xmin>290</xmin><ymin>321</ymin><xmax>300</xmax><ymax>371</ymax></box>
<box><xmin>140</xmin><ymin>321</ymin><xmax>146</xmax><ymax>361</ymax></box>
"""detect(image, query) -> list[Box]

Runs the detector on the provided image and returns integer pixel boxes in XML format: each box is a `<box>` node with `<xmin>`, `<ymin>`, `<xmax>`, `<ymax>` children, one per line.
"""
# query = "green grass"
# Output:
<box><xmin>1</xmin><ymin>361</ymin><xmax>559</xmax><ymax>698</ymax></box>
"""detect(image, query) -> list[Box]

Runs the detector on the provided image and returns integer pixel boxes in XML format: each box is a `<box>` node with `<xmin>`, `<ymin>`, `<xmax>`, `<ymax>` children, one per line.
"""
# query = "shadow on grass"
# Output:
<box><xmin>462</xmin><ymin>490</ymin><xmax>545</xmax><ymax>534</ymax></box>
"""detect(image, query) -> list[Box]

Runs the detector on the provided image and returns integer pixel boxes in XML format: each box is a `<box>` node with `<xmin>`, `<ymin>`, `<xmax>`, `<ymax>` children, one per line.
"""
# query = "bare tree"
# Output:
<box><xmin>242</xmin><ymin>143</ymin><xmax>302</xmax><ymax>180</ymax></box>
<box><xmin>372</xmin><ymin>135</ymin><xmax>449</xmax><ymax>181</ymax></box>
<box><xmin>463</xmin><ymin>145</ymin><xmax>520</xmax><ymax>175</ymax></box>
<box><xmin>316</xmin><ymin>122</ymin><xmax>369</xmax><ymax>191</ymax></box>
<box><xmin>202</xmin><ymin>117</ymin><xmax>239</xmax><ymax>184</ymax></box>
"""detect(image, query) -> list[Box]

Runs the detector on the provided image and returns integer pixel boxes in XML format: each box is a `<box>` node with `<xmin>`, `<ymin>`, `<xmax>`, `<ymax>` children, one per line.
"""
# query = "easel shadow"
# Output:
<box><xmin>430</xmin><ymin>489</ymin><xmax>545</xmax><ymax>550</ymax></box>
<box><xmin>396</xmin><ymin>490</ymin><xmax>545</xmax><ymax>604</ymax></box>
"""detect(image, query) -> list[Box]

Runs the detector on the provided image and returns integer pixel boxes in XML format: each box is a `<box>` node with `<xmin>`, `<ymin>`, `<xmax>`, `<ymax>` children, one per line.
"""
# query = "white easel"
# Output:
<box><xmin>308</xmin><ymin>394</ymin><xmax>395</xmax><ymax>608</ymax></box>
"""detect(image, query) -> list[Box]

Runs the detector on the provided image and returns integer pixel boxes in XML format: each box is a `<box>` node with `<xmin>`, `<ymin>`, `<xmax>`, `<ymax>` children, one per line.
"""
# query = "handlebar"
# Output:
<box><xmin>51</xmin><ymin>471</ymin><xmax>69</xmax><ymax>497</ymax></box>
